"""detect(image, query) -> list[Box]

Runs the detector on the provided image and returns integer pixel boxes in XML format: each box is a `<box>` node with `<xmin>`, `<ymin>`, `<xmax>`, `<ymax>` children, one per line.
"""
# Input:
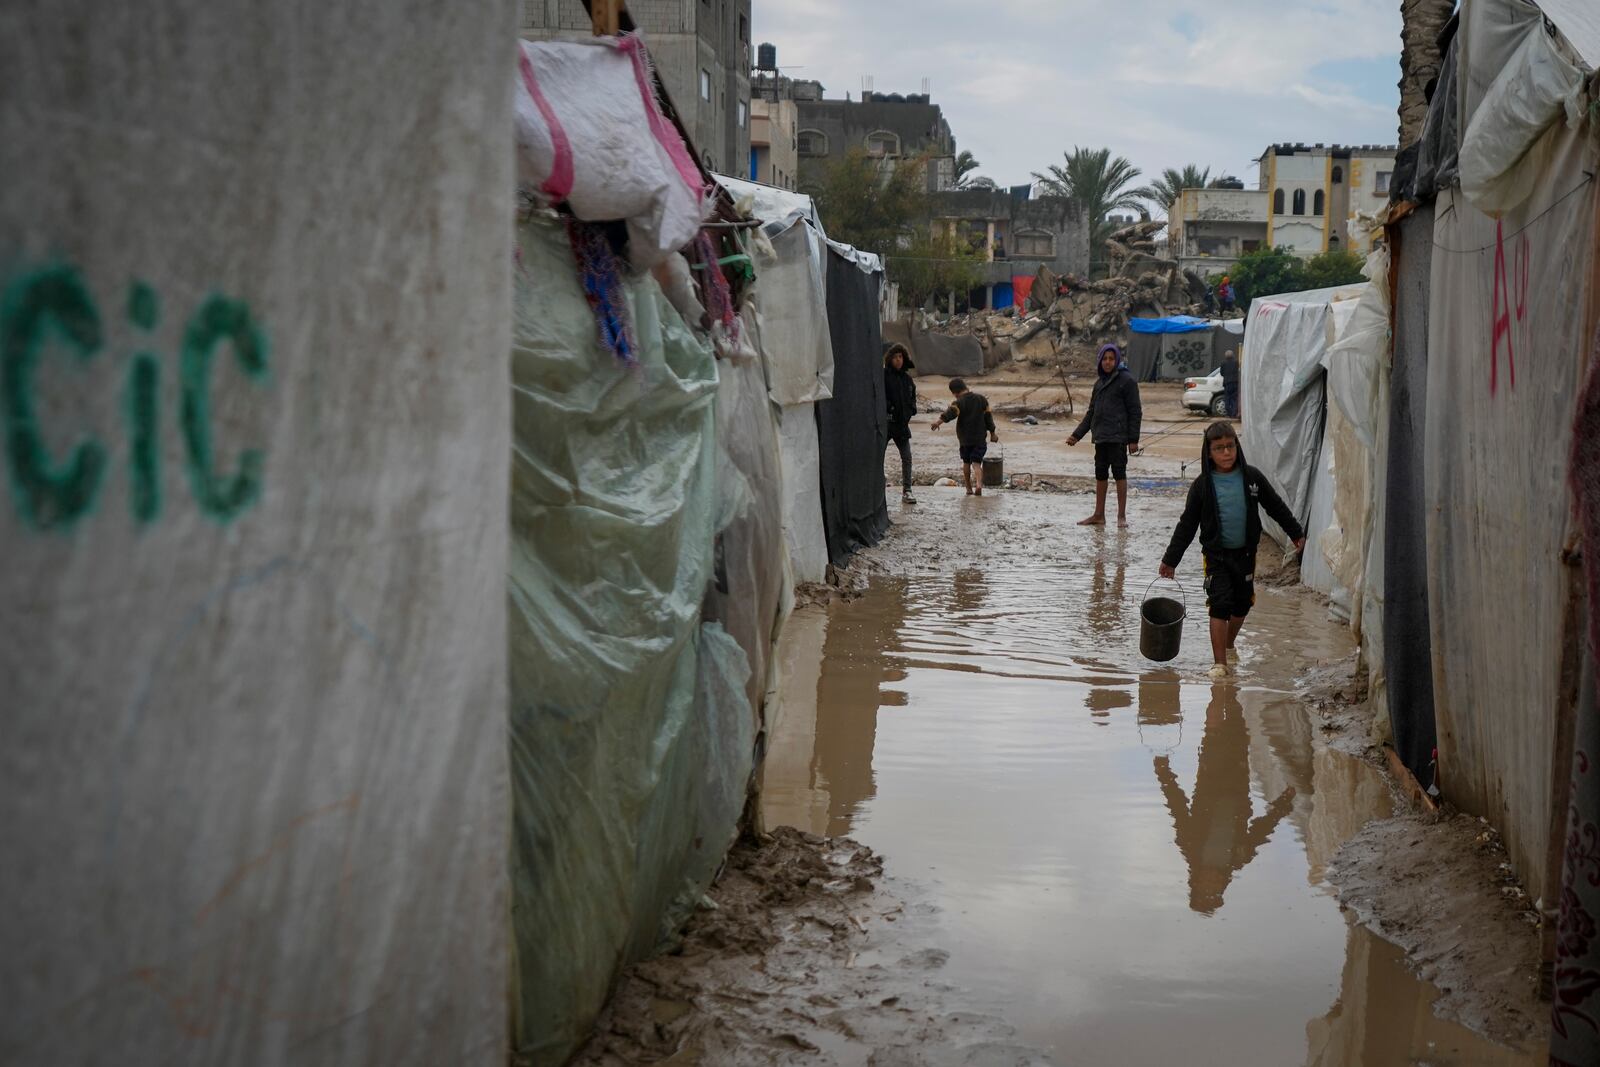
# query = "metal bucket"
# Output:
<box><xmin>1140</xmin><ymin>578</ymin><xmax>1187</xmax><ymax>662</ymax></box>
<box><xmin>982</xmin><ymin>447</ymin><xmax>1004</xmax><ymax>487</ymax></box>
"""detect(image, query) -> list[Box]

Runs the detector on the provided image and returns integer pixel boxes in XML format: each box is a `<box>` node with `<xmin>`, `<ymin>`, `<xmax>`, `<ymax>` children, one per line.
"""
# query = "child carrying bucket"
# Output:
<box><xmin>1158</xmin><ymin>421</ymin><xmax>1305</xmax><ymax>679</ymax></box>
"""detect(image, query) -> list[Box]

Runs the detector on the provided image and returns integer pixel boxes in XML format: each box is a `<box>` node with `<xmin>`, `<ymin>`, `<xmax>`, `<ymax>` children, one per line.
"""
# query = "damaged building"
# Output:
<box><xmin>928</xmin><ymin>187</ymin><xmax>1092</xmax><ymax>311</ymax></box>
<box><xmin>793</xmin><ymin>88</ymin><xmax>958</xmax><ymax>192</ymax></box>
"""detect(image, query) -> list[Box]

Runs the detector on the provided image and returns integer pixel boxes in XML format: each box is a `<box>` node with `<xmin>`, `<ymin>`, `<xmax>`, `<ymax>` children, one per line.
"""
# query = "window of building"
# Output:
<box><xmin>1012</xmin><ymin>231</ymin><xmax>1055</xmax><ymax>258</ymax></box>
<box><xmin>700</xmin><ymin>69</ymin><xmax>711</xmax><ymax>100</ymax></box>
<box><xmin>1292</xmin><ymin>189</ymin><xmax>1306</xmax><ymax>215</ymax></box>
<box><xmin>1313</xmin><ymin>190</ymin><xmax>1325</xmax><ymax>216</ymax></box>
<box><xmin>1242</xmin><ymin>239</ymin><xmax>1262</xmax><ymax>253</ymax></box>
<box><xmin>737</xmin><ymin>101</ymin><xmax>746</xmax><ymax>128</ymax></box>
<box><xmin>1376</xmin><ymin>170</ymin><xmax>1392</xmax><ymax>194</ymax></box>
<box><xmin>1273</xmin><ymin>188</ymin><xmax>1286</xmax><ymax>214</ymax></box>
<box><xmin>739</xmin><ymin>13</ymin><xmax>748</xmax><ymax>41</ymax></box>
<box><xmin>798</xmin><ymin>129</ymin><xmax>828</xmax><ymax>157</ymax></box>
<box><xmin>1331</xmin><ymin>165</ymin><xmax>1344</xmax><ymax>184</ymax></box>
<box><xmin>865</xmin><ymin>130</ymin><xmax>901</xmax><ymax>157</ymax></box>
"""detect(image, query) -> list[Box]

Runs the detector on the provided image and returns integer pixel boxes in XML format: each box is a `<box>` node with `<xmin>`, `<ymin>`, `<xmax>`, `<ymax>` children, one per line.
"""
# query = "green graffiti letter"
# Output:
<box><xmin>128</xmin><ymin>280</ymin><xmax>159</xmax><ymax>332</ymax></box>
<box><xmin>1</xmin><ymin>265</ymin><xmax>108</xmax><ymax>530</ymax></box>
<box><xmin>180</xmin><ymin>294</ymin><xmax>268</xmax><ymax>522</ymax></box>
<box><xmin>126</xmin><ymin>353</ymin><xmax>161</xmax><ymax>524</ymax></box>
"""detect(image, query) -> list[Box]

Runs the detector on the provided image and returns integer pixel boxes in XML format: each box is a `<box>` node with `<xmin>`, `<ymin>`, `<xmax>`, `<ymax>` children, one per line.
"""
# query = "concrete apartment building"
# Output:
<box><xmin>791</xmin><ymin>88</ymin><xmax>958</xmax><ymax>193</ymax></box>
<box><xmin>749</xmin><ymin>98</ymin><xmax>797</xmax><ymax>190</ymax></box>
<box><xmin>1163</xmin><ymin>143</ymin><xmax>1398</xmax><ymax>274</ymax></box>
<box><xmin>1167</xmin><ymin>188</ymin><xmax>1269</xmax><ymax>276</ymax></box>
<box><xmin>930</xmin><ymin>189</ymin><xmax>1091</xmax><ymax>309</ymax></box>
<box><xmin>520</xmin><ymin>0</ymin><xmax>751</xmax><ymax>175</ymax></box>
<box><xmin>1258</xmin><ymin>143</ymin><xmax>1397</xmax><ymax>256</ymax></box>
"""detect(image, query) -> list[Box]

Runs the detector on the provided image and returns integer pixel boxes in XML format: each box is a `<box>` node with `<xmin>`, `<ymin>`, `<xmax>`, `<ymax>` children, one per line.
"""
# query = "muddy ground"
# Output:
<box><xmin>571</xmin><ymin>828</ymin><xmax>1054</xmax><ymax>1067</ymax></box>
<box><xmin>581</xmin><ymin>464</ymin><xmax>1548</xmax><ymax>1065</ymax></box>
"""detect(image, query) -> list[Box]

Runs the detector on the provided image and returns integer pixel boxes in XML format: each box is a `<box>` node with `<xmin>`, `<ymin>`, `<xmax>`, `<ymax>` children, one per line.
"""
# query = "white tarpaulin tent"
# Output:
<box><xmin>717</xmin><ymin>175</ymin><xmax>835</xmax><ymax>583</ymax></box>
<box><xmin>1241</xmin><ymin>282</ymin><xmax>1368</xmax><ymax>576</ymax></box>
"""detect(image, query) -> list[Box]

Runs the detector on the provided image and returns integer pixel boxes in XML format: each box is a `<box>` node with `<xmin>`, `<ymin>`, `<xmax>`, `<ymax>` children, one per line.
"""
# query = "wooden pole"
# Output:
<box><xmin>591</xmin><ymin>0</ymin><xmax>621</xmax><ymax>35</ymax></box>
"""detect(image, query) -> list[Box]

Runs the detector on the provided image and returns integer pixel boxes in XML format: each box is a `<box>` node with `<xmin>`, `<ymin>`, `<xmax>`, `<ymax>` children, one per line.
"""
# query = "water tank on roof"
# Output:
<box><xmin>757</xmin><ymin>43</ymin><xmax>777</xmax><ymax>71</ymax></box>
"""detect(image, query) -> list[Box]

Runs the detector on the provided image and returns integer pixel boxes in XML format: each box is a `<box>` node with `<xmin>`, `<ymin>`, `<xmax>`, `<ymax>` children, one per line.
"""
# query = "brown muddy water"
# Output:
<box><xmin>760</xmin><ymin>486</ymin><xmax>1541</xmax><ymax>1067</ymax></box>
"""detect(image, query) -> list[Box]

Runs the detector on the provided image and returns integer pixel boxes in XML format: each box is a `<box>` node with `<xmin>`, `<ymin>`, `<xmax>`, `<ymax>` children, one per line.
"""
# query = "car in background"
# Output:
<box><xmin>1182</xmin><ymin>368</ymin><xmax>1227</xmax><ymax>415</ymax></box>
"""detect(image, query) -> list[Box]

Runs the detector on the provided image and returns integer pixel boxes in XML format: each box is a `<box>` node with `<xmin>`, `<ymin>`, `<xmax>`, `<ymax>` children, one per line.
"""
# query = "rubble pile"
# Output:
<box><xmin>910</xmin><ymin>221</ymin><xmax>1215</xmax><ymax>373</ymax></box>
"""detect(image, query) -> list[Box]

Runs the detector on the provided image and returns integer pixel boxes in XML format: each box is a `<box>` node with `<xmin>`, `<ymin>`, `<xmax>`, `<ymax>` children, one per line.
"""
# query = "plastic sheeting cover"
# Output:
<box><xmin>716</xmin><ymin>173</ymin><xmax>825</xmax><ymax>235</ymax></box>
<box><xmin>778</xmin><ymin>403</ymin><xmax>830</xmax><ymax>584</ymax></box>
<box><xmin>1423</xmin><ymin>122</ymin><xmax>1597</xmax><ymax>901</ymax></box>
<box><xmin>1458</xmin><ymin>0</ymin><xmax>1589</xmax><ymax>215</ymax></box>
<box><xmin>752</xmin><ymin>221</ymin><xmax>835</xmax><ymax>406</ymax></box>
<box><xmin>816</xmin><ymin>248</ymin><xmax>888</xmax><ymax>564</ymax></box>
<box><xmin>509</xmin><ymin>215</ymin><xmax>753</xmax><ymax>1065</ymax></box>
<box><xmin>1129</xmin><ymin>315</ymin><xmax>1210</xmax><ymax>334</ymax></box>
<box><xmin>0</xmin><ymin>5</ymin><xmax>512</xmax><ymax>1064</ymax></box>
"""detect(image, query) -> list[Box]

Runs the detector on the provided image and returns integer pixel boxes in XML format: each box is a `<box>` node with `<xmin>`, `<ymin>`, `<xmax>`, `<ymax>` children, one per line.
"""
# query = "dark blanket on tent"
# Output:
<box><xmin>817</xmin><ymin>250</ymin><xmax>889</xmax><ymax>564</ymax></box>
<box><xmin>1384</xmin><ymin>204</ymin><xmax>1438</xmax><ymax>787</ymax></box>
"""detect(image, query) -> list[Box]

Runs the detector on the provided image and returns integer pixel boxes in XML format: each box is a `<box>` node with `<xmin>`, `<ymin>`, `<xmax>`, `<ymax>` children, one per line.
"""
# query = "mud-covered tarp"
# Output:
<box><xmin>0</xmin><ymin>6</ymin><xmax>512</xmax><ymax>1064</ymax></box>
<box><xmin>1422</xmin><ymin>120</ymin><xmax>1597</xmax><ymax>904</ymax></box>
<box><xmin>509</xmin><ymin>215</ymin><xmax>754</xmax><ymax>1066</ymax></box>
<box><xmin>817</xmin><ymin>248</ymin><xmax>888</xmax><ymax>564</ymax></box>
<box><xmin>1385</xmin><ymin>204</ymin><xmax>1440</xmax><ymax>785</ymax></box>
<box><xmin>1241</xmin><ymin>283</ymin><xmax>1368</xmax><ymax>540</ymax></box>
<box><xmin>1126</xmin><ymin>332</ymin><xmax>1162</xmax><ymax>382</ymax></box>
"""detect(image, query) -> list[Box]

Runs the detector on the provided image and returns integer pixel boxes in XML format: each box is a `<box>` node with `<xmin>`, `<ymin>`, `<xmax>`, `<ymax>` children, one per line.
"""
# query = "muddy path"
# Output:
<box><xmin>584</xmin><ymin>480</ymin><xmax>1547</xmax><ymax>1065</ymax></box>
<box><xmin>761</xmin><ymin>484</ymin><xmax>1545</xmax><ymax>1066</ymax></box>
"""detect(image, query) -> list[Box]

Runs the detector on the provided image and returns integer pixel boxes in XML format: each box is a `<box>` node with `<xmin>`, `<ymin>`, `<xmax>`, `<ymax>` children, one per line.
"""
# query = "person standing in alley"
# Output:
<box><xmin>1159</xmin><ymin>421</ymin><xmax>1306</xmax><ymax>679</ymax></box>
<box><xmin>883</xmin><ymin>344</ymin><xmax>918</xmax><ymax>504</ymax></box>
<box><xmin>931</xmin><ymin>378</ymin><xmax>998</xmax><ymax>496</ymax></box>
<box><xmin>1218</xmin><ymin>275</ymin><xmax>1235</xmax><ymax>315</ymax></box>
<box><xmin>1220</xmin><ymin>347</ymin><xmax>1240</xmax><ymax>420</ymax></box>
<box><xmin>1067</xmin><ymin>343</ymin><xmax>1143</xmax><ymax>527</ymax></box>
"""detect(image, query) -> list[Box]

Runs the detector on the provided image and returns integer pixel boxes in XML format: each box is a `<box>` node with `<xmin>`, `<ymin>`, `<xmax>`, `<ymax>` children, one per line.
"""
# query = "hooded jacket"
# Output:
<box><xmin>1161</xmin><ymin>437</ymin><xmax>1304</xmax><ymax>570</ymax></box>
<box><xmin>1073</xmin><ymin>350</ymin><xmax>1143</xmax><ymax>445</ymax></box>
<box><xmin>884</xmin><ymin>349</ymin><xmax>917</xmax><ymax>430</ymax></box>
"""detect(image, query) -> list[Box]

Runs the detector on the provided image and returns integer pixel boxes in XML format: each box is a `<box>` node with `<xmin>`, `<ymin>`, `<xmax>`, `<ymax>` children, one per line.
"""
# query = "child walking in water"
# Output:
<box><xmin>883</xmin><ymin>344</ymin><xmax>918</xmax><ymax>504</ymax></box>
<box><xmin>931</xmin><ymin>378</ymin><xmax>998</xmax><ymax>496</ymax></box>
<box><xmin>1159</xmin><ymin>421</ymin><xmax>1305</xmax><ymax>679</ymax></box>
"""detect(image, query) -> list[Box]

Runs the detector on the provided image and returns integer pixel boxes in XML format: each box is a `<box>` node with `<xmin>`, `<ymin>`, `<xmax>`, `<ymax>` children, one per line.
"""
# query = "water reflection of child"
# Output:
<box><xmin>1159</xmin><ymin>421</ymin><xmax>1304</xmax><ymax>680</ymax></box>
<box><xmin>1153</xmin><ymin>684</ymin><xmax>1296</xmax><ymax>914</ymax></box>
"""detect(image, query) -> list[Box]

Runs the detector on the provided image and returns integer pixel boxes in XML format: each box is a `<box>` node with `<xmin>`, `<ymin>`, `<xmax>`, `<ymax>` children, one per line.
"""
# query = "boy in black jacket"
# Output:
<box><xmin>883</xmin><ymin>344</ymin><xmax>918</xmax><ymax>504</ymax></box>
<box><xmin>1159</xmin><ymin>422</ymin><xmax>1306</xmax><ymax>678</ymax></box>
<box><xmin>1067</xmin><ymin>343</ymin><xmax>1143</xmax><ymax>527</ymax></box>
<box><xmin>931</xmin><ymin>378</ymin><xmax>998</xmax><ymax>496</ymax></box>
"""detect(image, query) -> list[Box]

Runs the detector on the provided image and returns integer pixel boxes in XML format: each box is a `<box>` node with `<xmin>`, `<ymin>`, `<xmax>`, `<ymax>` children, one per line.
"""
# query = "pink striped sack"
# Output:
<box><xmin>514</xmin><ymin>35</ymin><xmax>710</xmax><ymax>269</ymax></box>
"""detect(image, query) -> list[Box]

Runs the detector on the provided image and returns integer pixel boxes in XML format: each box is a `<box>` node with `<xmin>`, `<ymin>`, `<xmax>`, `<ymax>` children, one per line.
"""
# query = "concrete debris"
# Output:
<box><xmin>916</xmin><ymin>257</ymin><xmax>1214</xmax><ymax>373</ymax></box>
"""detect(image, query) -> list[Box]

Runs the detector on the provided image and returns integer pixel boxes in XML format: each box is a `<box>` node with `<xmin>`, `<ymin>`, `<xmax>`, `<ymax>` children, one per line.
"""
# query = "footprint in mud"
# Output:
<box><xmin>898</xmin><ymin>947</ymin><xmax>951</xmax><ymax>970</ymax></box>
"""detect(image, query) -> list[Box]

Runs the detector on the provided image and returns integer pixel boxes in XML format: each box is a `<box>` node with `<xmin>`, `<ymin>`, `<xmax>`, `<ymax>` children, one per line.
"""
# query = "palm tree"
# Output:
<box><xmin>1032</xmin><ymin>147</ymin><xmax>1145</xmax><ymax>250</ymax></box>
<box><xmin>954</xmin><ymin>150</ymin><xmax>983</xmax><ymax>189</ymax></box>
<box><xmin>1136</xmin><ymin>165</ymin><xmax>1213</xmax><ymax>216</ymax></box>
<box><xmin>966</xmin><ymin>176</ymin><xmax>998</xmax><ymax>190</ymax></box>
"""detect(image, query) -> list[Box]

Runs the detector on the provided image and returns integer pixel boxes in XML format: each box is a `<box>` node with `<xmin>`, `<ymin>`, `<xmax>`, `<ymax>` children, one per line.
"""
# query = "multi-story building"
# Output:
<box><xmin>1256</xmin><ymin>143</ymin><xmax>1397</xmax><ymax>256</ymax></box>
<box><xmin>928</xmin><ymin>189</ymin><xmax>1091</xmax><ymax>310</ymax></box>
<box><xmin>790</xmin><ymin>89</ymin><xmax>957</xmax><ymax>193</ymax></box>
<box><xmin>1167</xmin><ymin>188</ymin><xmax>1269</xmax><ymax>276</ymax></box>
<box><xmin>749</xmin><ymin>98</ymin><xmax>797</xmax><ymax>190</ymax></box>
<box><xmin>520</xmin><ymin>0</ymin><xmax>751</xmax><ymax>176</ymax></box>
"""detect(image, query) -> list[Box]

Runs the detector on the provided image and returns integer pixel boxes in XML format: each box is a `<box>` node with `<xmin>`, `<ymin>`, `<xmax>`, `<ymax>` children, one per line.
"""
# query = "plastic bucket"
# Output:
<box><xmin>1140</xmin><ymin>578</ymin><xmax>1187</xmax><ymax>662</ymax></box>
<box><xmin>982</xmin><ymin>447</ymin><xmax>1004</xmax><ymax>487</ymax></box>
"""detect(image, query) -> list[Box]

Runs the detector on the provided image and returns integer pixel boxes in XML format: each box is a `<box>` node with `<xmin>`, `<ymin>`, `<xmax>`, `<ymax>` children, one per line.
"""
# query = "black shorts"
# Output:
<box><xmin>888</xmin><ymin>421</ymin><xmax>911</xmax><ymax>445</ymax></box>
<box><xmin>960</xmin><ymin>442</ymin><xmax>988</xmax><ymax>464</ymax></box>
<box><xmin>1203</xmin><ymin>549</ymin><xmax>1255</xmax><ymax>620</ymax></box>
<box><xmin>1094</xmin><ymin>442</ymin><xmax>1128</xmax><ymax>481</ymax></box>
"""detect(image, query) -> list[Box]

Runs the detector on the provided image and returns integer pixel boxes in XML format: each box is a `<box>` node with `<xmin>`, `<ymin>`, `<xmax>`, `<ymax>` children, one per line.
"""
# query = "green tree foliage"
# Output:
<box><xmin>805</xmin><ymin>148</ymin><xmax>930</xmax><ymax>256</ymax></box>
<box><xmin>1227</xmin><ymin>246</ymin><xmax>1304</xmax><ymax>307</ymax></box>
<box><xmin>888</xmin><ymin>230</ymin><xmax>986</xmax><ymax>309</ymax></box>
<box><xmin>1301</xmin><ymin>248</ymin><xmax>1368</xmax><ymax>290</ymax></box>
<box><xmin>1031</xmin><ymin>147</ymin><xmax>1145</xmax><ymax>251</ymax></box>
<box><xmin>954</xmin><ymin>150</ymin><xmax>983</xmax><ymax>188</ymax></box>
<box><xmin>1135</xmin><ymin>165</ymin><xmax>1212</xmax><ymax>215</ymax></box>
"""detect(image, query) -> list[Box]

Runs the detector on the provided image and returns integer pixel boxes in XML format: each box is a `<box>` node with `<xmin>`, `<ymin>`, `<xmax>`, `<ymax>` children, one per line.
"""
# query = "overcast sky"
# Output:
<box><xmin>751</xmin><ymin>0</ymin><xmax>1404</xmax><ymax>195</ymax></box>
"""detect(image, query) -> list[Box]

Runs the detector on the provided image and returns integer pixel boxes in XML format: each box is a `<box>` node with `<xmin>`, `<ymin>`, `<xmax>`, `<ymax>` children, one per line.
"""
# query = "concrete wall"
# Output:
<box><xmin>752</xmin><ymin>98</ymin><xmax>798</xmax><ymax>190</ymax></box>
<box><xmin>1179</xmin><ymin>188</ymin><xmax>1268</xmax><ymax>223</ymax></box>
<box><xmin>930</xmin><ymin>191</ymin><xmax>1090</xmax><ymax>282</ymax></box>
<box><xmin>797</xmin><ymin>96</ymin><xmax>955</xmax><ymax>189</ymax></box>
<box><xmin>1</xmin><ymin>2</ymin><xmax>513</xmax><ymax>1063</ymax></box>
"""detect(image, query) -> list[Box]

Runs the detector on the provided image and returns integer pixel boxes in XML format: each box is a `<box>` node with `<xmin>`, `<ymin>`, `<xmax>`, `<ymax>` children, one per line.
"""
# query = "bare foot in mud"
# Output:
<box><xmin>1077</xmin><ymin>515</ymin><xmax>1105</xmax><ymax>526</ymax></box>
<box><xmin>1118</xmin><ymin>519</ymin><xmax>1130</xmax><ymax>528</ymax></box>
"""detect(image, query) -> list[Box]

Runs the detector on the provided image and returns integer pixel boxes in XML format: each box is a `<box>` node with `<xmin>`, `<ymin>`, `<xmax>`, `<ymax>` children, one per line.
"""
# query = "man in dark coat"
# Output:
<box><xmin>883</xmin><ymin>344</ymin><xmax>918</xmax><ymax>504</ymax></box>
<box><xmin>1067</xmin><ymin>343</ymin><xmax>1143</xmax><ymax>527</ymax></box>
<box><xmin>1220</xmin><ymin>347</ymin><xmax>1240</xmax><ymax>420</ymax></box>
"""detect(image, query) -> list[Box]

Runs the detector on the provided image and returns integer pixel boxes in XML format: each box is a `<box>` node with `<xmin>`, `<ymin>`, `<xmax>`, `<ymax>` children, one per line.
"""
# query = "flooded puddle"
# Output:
<box><xmin>761</xmin><ymin>488</ymin><xmax>1541</xmax><ymax>1066</ymax></box>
